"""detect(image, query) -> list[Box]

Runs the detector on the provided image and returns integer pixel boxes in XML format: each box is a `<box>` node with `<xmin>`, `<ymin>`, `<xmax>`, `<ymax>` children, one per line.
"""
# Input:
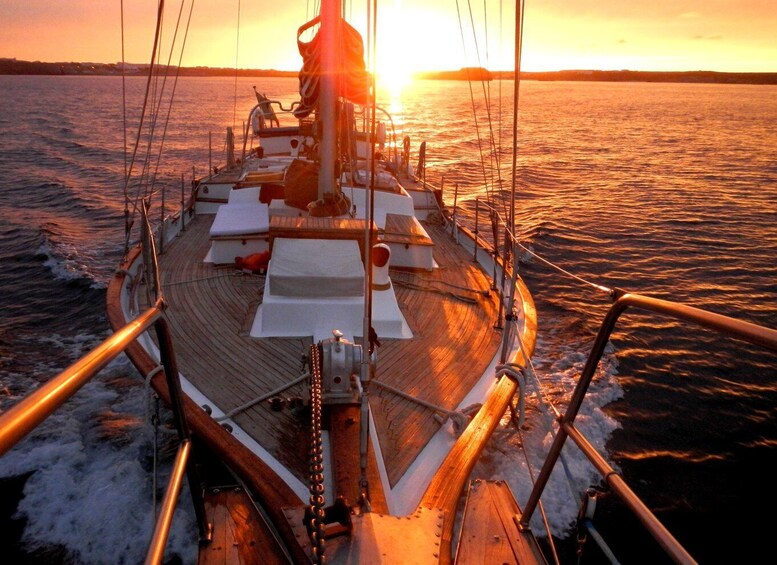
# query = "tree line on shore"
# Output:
<box><xmin>2</xmin><ymin>59</ymin><xmax>775</xmax><ymax>85</ymax></box>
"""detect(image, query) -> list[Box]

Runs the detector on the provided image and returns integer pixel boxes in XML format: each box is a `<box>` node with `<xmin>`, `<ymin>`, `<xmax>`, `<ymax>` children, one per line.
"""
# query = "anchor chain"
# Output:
<box><xmin>305</xmin><ymin>344</ymin><xmax>326</xmax><ymax>563</ymax></box>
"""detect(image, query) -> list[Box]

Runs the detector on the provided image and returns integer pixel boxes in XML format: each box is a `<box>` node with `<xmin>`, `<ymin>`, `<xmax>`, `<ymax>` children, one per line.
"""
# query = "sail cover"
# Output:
<box><xmin>294</xmin><ymin>16</ymin><xmax>370</xmax><ymax>118</ymax></box>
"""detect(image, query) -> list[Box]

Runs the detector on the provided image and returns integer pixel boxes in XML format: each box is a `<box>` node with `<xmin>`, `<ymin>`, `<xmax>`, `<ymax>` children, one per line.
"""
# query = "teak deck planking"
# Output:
<box><xmin>198</xmin><ymin>487</ymin><xmax>289</xmax><ymax>565</ymax></box>
<box><xmin>147</xmin><ymin>213</ymin><xmax>503</xmax><ymax>489</ymax></box>
<box><xmin>455</xmin><ymin>480</ymin><xmax>547</xmax><ymax>564</ymax></box>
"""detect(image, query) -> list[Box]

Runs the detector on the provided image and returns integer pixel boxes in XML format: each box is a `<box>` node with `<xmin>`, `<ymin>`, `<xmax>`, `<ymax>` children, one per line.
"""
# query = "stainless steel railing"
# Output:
<box><xmin>0</xmin><ymin>301</ymin><xmax>161</xmax><ymax>457</ymax></box>
<box><xmin>0</xmin><ymin>199</ymin><xmax>212</xmax><ymax>564</ymax></box>
<box><xmin>518</xmin><ymin>290</ymin><xmax>777</xmax><ymax>564</ymax></box>
<box><xmin>0</xmin><ymin>301</ymin><xmax>212</xmax><ymax>564</ymax></box>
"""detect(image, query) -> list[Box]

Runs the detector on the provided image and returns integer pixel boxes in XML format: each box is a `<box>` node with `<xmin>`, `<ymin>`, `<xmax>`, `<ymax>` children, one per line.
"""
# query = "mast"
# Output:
<box><xmin>317</xmin><ymin>0</ymin><xmax>341</xmax><ymax>199</ymax></box>
<box><xmin>510</xmin><ymin>1</ymin><xmax>525</xmax><ymax>238</ymax></box>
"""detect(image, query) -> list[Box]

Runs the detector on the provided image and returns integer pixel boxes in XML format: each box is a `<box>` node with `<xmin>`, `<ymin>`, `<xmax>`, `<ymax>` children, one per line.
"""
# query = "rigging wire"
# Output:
<box><xmin>123</xmin><ymin>0</ymin><xmax>197</xmax><ymax>249</ymax></box>
<box><xmin>139</xmin><ymin>6</ymin><xmax>167</xmax><ymax>198</ymax></box>
<box><xmin>466</xmin><ymin>0</ymin><xmax>508</xmax><ymax>221</ymax></box>
<box><xmin>133</xmin><ymin>13</ymin><xmax>169</xmax><ymax>224</ymax></box>
<box><xmin>233</xmin><ymin>0</ymin><xmax>242</xmax><ymax>131</ymax></box>
<box><xmin>475</xmin><ymin>199</ymin><xmax>613</xmax><ymax>296</ymax></box>
<box><xmin>129</xmin><ymin>1</ymin><xmax>180</xmax><ymax>229</ymax></box>
<box><xmin>454</xmin><ymin>0</ymin><xmax>496</xmax><ymax>208</ymax></box>
<box><xmin>510</xmin><ymin>0</ymin><xmax>525</xmax><ymax>241</ymax></box>
<box><xmin>147</xmin><ymin>0</ymin><xmax>196</xmax><ymax>201</ymax></box>
<box><xmin>122</xmin><ymin>0</ymin><xmax>166</xmax><ymax>255</ymax></box>
<box><xmin>517</xmin><ymin>239</ymin><xmax>613</xmax><ymax>296</ymax></box>
<box><xmin>121</xmin><ymin>1</ymin><xmax>130</xmax><ymax>253</ymax></box>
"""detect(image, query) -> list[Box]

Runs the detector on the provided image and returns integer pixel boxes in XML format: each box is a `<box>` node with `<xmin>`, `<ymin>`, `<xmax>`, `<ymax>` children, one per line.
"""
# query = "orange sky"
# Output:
<box><xmin>1</xmin><ymin>1</ymin><xmax>775</xmax><ymax>74</ymax></box>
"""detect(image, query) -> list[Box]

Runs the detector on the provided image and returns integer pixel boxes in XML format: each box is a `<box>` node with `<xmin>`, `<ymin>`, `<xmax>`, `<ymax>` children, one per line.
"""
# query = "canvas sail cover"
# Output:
<box><xmin>294</xmin><ymin>16</ymin><xmax>370</xmax><ymax>118</ymax></box>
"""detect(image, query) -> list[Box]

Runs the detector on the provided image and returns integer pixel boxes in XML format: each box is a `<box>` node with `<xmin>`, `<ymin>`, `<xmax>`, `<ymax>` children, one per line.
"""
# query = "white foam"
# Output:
<box><xmin>0</xmin><ymin>333</ymin><xmax>197</xmax><ymax>564</ymax></box>
<box><xmin>38</xmin><ymin>240</ymin><xmax>109</xmax><ymax>290</ymax></box>
<box><xmin>485</xmin><ymin>331</ymin><xmax>623</xmax><ymax>539</ymax></box>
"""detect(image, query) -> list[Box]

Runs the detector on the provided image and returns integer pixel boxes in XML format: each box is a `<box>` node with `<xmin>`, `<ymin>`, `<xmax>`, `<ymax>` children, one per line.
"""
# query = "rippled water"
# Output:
<box><xmin>0</xmin><ymin>75</ymin><xmax>775</xmax><ymax>563</ymax></box>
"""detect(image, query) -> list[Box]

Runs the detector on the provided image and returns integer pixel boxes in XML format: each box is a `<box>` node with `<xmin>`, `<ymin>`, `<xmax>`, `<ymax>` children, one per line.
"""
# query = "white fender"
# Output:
<box><xmin>372</xmin><ymin>243</ymin><xmax>391</xmax><ymax>290</ymax></box>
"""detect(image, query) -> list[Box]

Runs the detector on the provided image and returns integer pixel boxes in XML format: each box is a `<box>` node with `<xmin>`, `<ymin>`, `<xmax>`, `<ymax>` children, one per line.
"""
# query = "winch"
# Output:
<box><xmin>319</xmin><ymin>329</ymin><xmax>362</xmax><ymax>404</ymax></box>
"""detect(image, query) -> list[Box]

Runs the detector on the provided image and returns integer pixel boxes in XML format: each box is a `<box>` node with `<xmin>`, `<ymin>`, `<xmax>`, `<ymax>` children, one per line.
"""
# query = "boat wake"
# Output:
<box><xmin>482</xmin><ymin>316</ymin><xmax>624</xmax><ymax>538</ymax></box>
<box><xmin>37</xmin><ymin>227</ymin><xmax>120</xmax><ymax>290</ymax></box>
<box><xmin>0</xmin><ymin>334</ymin><xmax>197</xmax><ymax>564</ymax></box>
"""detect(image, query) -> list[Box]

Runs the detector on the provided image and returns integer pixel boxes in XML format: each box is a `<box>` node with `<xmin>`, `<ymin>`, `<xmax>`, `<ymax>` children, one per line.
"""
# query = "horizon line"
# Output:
<box><xmin>2</xmin><ymin>58</ymin><xmax>777</xmax><ymax>76</ymax></box>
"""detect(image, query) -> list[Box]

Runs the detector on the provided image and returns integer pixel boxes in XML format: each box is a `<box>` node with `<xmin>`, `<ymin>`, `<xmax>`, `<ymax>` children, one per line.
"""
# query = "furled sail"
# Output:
<box><xmin>294</xmin><ymin>16</ymin><xmax>370</xmax><ymax>118</ymax></box>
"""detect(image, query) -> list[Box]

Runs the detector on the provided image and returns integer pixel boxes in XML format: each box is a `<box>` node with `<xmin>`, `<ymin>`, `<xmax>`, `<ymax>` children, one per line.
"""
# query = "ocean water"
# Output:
<box><xmin>0</xmin><ymin>75</ymin><xmax>775</xmax><ymax>564</ymax></box>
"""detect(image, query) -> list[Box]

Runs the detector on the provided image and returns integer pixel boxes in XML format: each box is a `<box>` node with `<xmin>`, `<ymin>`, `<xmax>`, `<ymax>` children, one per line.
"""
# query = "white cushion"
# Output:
<box><xmin>269</xmin><ymin>238</ymin><xmax>364</xmax><ymax>297</ymax></box>
<box><xmin>227</xmin><ymin>186</ymin><xmax>261</xmax><ymax>204</ymax></box>
<box><xmin>209</xmin><ymin>203</ymin><xmax>269</xmax><ymax>237</ymax></box>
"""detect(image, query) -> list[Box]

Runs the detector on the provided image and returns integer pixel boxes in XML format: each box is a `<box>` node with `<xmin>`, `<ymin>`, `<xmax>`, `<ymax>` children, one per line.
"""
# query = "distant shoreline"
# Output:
<box><xmin>1</xmin><ymin>59</ymin><xmax>775</xmax><ymax>85</ymax></box>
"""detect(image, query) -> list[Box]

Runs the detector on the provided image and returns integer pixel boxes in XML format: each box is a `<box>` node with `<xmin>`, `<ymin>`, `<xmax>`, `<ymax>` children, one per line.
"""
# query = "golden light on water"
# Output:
<box><xmin>616</xmin><ymin>450</ymin><xmax>726</xmax><ymax>463</ymax></box>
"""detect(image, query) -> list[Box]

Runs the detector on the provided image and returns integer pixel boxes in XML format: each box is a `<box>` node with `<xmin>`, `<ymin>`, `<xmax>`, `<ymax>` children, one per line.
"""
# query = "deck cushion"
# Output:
<box><xmin>209</xmin><ymin>203</ymin><xmax>270</xmax><ymax>237</ymax></box>
<box><xmin>268</xmin><ymin>238</ymin><xmax>364</xmax><ymax>297</ymax></box>
<box><xmin>227</xmin><ymin>186</ymin><xmax>261</xmax><ymax>204</ymax></box>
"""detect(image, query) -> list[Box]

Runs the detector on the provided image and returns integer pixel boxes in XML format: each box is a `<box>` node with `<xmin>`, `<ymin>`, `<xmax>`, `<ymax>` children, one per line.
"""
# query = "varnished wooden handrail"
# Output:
<box><xmin>420</xmin><ymin>275</ymin><xmax>538</xmax><ymax>563</ymax></box>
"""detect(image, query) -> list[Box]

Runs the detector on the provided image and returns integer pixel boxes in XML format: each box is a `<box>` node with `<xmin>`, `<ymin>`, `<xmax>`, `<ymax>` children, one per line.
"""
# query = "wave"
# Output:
<box><xmin>485</xmin><ymin>337</ymin><xmax>623</xmax><ymax>537</ymax></box>
<box><xmin>37</xmin><ymin>238</ymin><xmax>110</xmax><ymax>290</ymax></box>
<box><xmin>0</xmin><ymin>338</ymin><xmax>196</xmax><ymax>565</ymax></box>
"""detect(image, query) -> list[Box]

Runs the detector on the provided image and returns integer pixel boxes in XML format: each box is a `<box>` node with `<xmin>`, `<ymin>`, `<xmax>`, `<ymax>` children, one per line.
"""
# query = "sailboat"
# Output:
<box><xmin>104</xmin><ymin>1</ymin><xmax>543</xmax><ymax>561</ymax></box>
<box><xmin>2</xmin><ymin>1</ymin><xmax>775</xmax><ymax>564</ymax></box>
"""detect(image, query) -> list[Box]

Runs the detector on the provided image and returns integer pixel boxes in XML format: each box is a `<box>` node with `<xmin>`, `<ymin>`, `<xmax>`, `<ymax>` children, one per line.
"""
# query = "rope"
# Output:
<box><xmin>580</xmin><ymin>519</ymin><xmax>622</xmax><ymax>564</ymax></box>
<box><xmin>163</xmin><ymin>269</ymin><xmax>258</xmax><ymax>287</ymax></box>
<box><xmin>371</xmin><ymin>380</ymin><xmax>473</xmax><ymax>434</ymax></box>
<box><xmin>390</xmin><ymin>275</ymin><xmax>482</xmax><ymax>304</ymax></box>
<box><xmin>392</xmin><ymin>280</ymin><xmax>477</xmax><ymax>304</ymax></box>
<box><xmin>143</xmin><ymin>365</ymin><xmax>178</xmax><ymax>437</ymax></box>
<box><xmin>215</xmin><ymin>373</ymin><xmax>310</xmax><ymax>422</ymax></box>
<box><xmin>144</xmin><ymin>364</ymin><xmax>164</xmax><ymax>429</ymax></box>
<box><xmin>514</xmin><ymin>239</ymin><xmax>613</xmax><ymax>296</ymax></box>
<box><xmin>494</xmin><ymin>364</ymin><xmax>525</xmax><ymax>427</ymax></box>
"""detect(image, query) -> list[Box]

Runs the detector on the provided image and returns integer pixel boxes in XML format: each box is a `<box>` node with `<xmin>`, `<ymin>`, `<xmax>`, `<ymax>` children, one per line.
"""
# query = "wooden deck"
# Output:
<box><xmin>269</xmin><ymin>215</ymin><xmax>375</xmax><ymax>255</ymax></box>
<box><xmin>455</xmin><ymin>480</ymin><xmax>547</xmax><ymax>564</ymax></box>
<box><xmin>148</xmin><ymin>212</ymin><xmax>502</xmax><ymax>490</ymax></box>
<box><xmin>382</xmin><ymin>213</ymin><xmax>434</xmax><ymax>246</ymax></box>
<box><xmin>199</xmin><ymin>487</ymin><xmax>290</xmax><ymax>565</ymax></box>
